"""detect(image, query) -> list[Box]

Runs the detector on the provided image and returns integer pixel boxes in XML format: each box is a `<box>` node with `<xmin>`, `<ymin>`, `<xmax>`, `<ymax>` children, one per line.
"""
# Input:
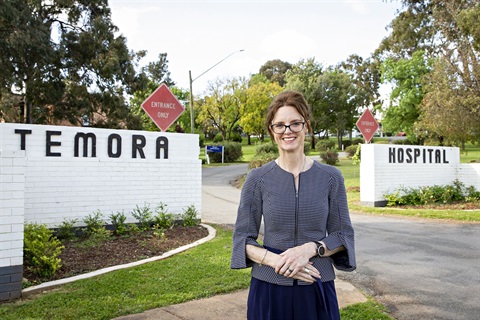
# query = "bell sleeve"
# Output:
<box><xmin>230</xmin><ymin>169</ymin><xmax>264</xmax><ymax>269</ymax></box>
<box><xmin>322</xmin><ymin>167</ymin><xmax>356</xmax><ymax>272</ymax></box>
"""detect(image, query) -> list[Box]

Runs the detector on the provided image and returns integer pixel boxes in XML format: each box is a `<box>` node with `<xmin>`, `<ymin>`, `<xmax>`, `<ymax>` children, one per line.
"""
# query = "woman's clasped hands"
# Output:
<box><xmin>274</xmin><ymin>244</ymin><xmax>321</xmax><ymax>283</ymax></box>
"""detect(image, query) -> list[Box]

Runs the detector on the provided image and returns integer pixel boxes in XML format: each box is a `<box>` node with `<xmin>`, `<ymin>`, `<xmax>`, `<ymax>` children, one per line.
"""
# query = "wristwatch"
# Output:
<box><xmin>314</xmin><ymin>241</ymin><xmax>326</xmax><ymax>257</ymax></box>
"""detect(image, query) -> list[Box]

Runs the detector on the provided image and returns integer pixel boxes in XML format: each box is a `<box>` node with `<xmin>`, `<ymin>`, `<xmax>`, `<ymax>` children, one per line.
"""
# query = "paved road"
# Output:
<box><xmin>201</xmin><ymin>164</ymin><xmax>480</xmax><ymax>320</ymax></box>
<box><xmin>342</xmin><ymin>214</ymin><xmax>480</xmax><ymax>320</ymax></box>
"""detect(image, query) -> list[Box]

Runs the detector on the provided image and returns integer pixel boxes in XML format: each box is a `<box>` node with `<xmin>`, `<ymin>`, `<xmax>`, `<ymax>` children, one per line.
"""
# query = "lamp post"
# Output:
<box><xmin>188</xmin><ymin>49</ymin><xmax>245</xmax><ymax>133</ymax></box>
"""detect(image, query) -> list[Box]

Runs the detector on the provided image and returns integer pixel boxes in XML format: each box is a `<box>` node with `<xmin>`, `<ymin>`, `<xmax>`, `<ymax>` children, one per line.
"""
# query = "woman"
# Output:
<box><xmin>231</xmin><ymin>90</ymin><xmax>356</xmax><ymax>319</ymax></box>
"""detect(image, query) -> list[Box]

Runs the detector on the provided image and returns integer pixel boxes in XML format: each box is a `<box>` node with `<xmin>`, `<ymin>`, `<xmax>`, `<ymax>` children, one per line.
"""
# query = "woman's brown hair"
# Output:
<box><xmin>265</xmin><ymin>90</ymin><xmax>312</xmax><ymax>142</ymax></box>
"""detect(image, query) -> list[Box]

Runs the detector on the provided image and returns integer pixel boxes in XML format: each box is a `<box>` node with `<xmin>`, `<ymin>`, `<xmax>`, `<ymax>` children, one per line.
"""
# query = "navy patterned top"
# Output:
<box><xmin>231</xmin><ymin>160</ymin><xmax>356</xmax><ymax>285</ymax></box>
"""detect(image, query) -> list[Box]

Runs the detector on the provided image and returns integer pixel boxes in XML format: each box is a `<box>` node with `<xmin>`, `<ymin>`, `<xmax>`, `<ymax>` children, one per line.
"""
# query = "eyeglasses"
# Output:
<box><xmin>270</xmin><ymin>121</ymin><xmax>305</xmax><ymax>134</ymax></box>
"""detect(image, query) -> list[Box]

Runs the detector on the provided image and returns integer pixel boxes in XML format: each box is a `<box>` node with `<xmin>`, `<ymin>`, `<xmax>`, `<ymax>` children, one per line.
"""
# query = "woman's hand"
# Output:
<box><xmin>274</xmin><ymin>243</ymin><xmax>321</xmax><ymax>283</ymax></box>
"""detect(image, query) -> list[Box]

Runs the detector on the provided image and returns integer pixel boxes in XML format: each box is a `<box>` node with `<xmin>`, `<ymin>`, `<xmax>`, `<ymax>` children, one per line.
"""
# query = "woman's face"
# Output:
<box><xmin>270</xmin><ymin>106</ymin><xmax>306</xmax><ymax>154</ymax></box>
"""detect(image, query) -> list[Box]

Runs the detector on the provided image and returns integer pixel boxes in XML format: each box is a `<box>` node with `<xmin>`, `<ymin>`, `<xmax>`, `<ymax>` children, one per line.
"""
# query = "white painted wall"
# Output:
<box><xmin>0</xmin><ymin>123</ymin><xmax>201</xmax><ymax>301</ymax></box>
<box><xmin>0</xmin><ymin>123</ymin><xmax>201</xmax><ymax>227</ymax></box>
<box><xmin>0</xmin><ymin>150</ymin><xmax>25</xmax><ymax>269</ymax></box>
<box><xmin>360</xmin><ymin>144</ymin><xmax>480</xmax><ymax>207</ymax></box>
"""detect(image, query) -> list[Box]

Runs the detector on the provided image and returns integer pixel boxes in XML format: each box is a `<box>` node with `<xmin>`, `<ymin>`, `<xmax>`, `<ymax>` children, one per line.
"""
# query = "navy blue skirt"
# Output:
<box><xmin>247</xmin><ymin>247</ymin><xmax>340</xmax><ymax>320</ymax></box>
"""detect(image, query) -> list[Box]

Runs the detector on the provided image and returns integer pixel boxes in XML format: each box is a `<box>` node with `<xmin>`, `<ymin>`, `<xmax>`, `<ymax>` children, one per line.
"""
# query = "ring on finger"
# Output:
<box><xmin>304</xmin><ymin>267</ymin><xmax>310</xmax><ymax>273</ymax></box>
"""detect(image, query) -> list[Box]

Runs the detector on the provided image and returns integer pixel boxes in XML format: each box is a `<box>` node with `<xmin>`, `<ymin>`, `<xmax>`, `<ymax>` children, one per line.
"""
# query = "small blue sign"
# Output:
<box><xmin>206</xmin><ymin>145</ymin><xmax>223</xmax><ymax>153</ymax></box>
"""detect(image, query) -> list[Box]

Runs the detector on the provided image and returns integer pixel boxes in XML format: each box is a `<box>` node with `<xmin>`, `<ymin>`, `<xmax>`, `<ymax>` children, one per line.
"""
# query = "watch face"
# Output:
<box><xmin>318</xmin><ymin>245</ymin><xmax>325</xmax><ymax>256</ymax></box>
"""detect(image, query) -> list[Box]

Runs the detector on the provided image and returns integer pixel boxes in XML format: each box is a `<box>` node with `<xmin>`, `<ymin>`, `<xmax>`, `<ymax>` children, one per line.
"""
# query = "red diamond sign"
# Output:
<box><xmin>141</xmin><ymin>84</ymin><xmax>185</xmax><ymax>132</ymax></box>
<box><xmin>356</xmin><ymin>109</ymin><xmax>379</xmax><ymax>143</ymax></box>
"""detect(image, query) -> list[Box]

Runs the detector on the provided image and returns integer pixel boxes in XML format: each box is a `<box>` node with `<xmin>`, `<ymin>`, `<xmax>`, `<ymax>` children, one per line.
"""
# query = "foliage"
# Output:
<box><xmin>240</xmin><ymin>75</ymin><xmax>283</xmax><ymax>141</ymax></box>
<box><xmin>197</xmin><ymin>77</ymin><xmax>248</xmax><ymax>141</ymax></box>
<box><xmin>131</xmin><ymin>203</ymin><xmax>153</xmax><ymax>231</ymax></box>
<box><xmin>256</xmin><ymin>143</ymin><xmax>279</xmax><ymax>155</ymax></box>
<box><xmin>153</xmin><ymin>202</ymin><xmax>175</xmax><ymax>230</ymax></box>
<box><xmin>316</xmin><ymin>140</ymin><xmax>336</xmax><ymax>152</ymax></box>
<box><xmin>0</xmin><ymin>0</ymin><xmax>153</xmax><ymax>127</ymax></box>
<box><xmin>303</xmin><ymin>141</ymin><xmax>312</xmax><ymax>155</ymax></box>
<box><xmin>82</xmin><ymin>210</ymin><xmax>107</xmax><ymax>236</ymax></box>
<box><xmin>319</xmin><ymin>149</ymin><xmax>339</xmax><ymax>165</ymax></box>
<box><xmin>213</xmin><ymin>132</ymin><xmax>224</xmax><ymax>143</ymax></box>
<box><xmin>417</xmin><ymin>56</ymin><xmax>480</xmax><ymax>149</ymax></box>
<box><xmin>380</xmin><ymin>50</ymin><xmax>432</xmax><ymax>138</ymax></box>
<box><xmin>109</xmin><ymin>211</ymin><xmax>129</xmax><ymax>236</ymax></box>
<box><xmin>345</xmin><ymin>144</ymin><xmax>359</xmax><ymax>158</ymax></box>
<box><xmin>378</xmin><ymin>0</ymin><xmax>480</xmax><ymax>145</ymax></box>
<box><xmin>258</xmin><ymin>59</ymin><xmax>293</xmax><ymax>87</ymax></box>
<box><xmin>229</xmin><ymin>132</ymin><xmax>243</xmax><ymax>143</ymax></box>
<box><xmin>351</xmin><ymin>143</ymin><xmax>361</xmax><ymax>165</ymax></box>
<box><xmin>180</xmin><ymin>205</ymin><xmax>199</xmax><ymax>227</ymax></box>
<box><xmin>248</xmin><ymin>152</ymin><xmax>278</xmax><ymax>169</ymax></box>
<box><xmin>208</xmin><ymin>142</ymin><xmax>243</xmax><ymax>163</ymax></box>
<box><xmin>81</xmin><ymin>210</ymin><xmax>110</xmax><ymax>245</ymax></box>
<box><xmin>56</xmin><ymin>219</ymin><xmax>78</xmax><ymax>241</ymax></box>
<box><xmin>384</xmin><ymin>180</ymin><xmax>480</xmax><ymax>206</ymax></box>
<box><xmin>339</xmin><ymin>54</ymin><xmax>383</xmax><ymax>115</ymax></box>
<box><xmin>24</xmin><ymin>223</ymin><xmax>64</xmax><ymax>278</ymax></box>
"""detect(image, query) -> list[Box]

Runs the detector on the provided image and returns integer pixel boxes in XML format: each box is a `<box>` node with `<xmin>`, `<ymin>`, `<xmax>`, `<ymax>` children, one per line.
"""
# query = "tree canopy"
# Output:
<box><xmin>378</xmin><ymin>0</ymin><xmax>479</xmax><ymax>146</ymax></box>
<box><xmin>0</xmin><ymin>0</ymin><xmax>172</xmax><ymax>128</ymax></box>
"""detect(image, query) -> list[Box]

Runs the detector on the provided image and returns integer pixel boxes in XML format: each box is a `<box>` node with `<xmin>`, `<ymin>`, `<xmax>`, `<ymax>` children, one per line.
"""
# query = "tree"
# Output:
<box><xmin>240</xmin><ymin>74</ymin><xmax>282</xmax><ymax>144</ymax></box>
<box><xmin>0</xmin><ymin>0</ymin><xmax>146</xmax><ymax>128</ymax></box>
<box><xmin>417</xmin><ymin>57</ymin><xmax>480</xmax><ymax>149</ymax></box>
<box><xmin>378</xmin><ymin>0</ymin><xmax>480</xmax><ymax>144</ymax></box>
<box><xmin>258</xmin><ymin>59</ymin><xmax>292</xmax><ymax>87</ymax></box>
<box><xmin>284</xmin><ymin>58</ymin><xmax>324</xmax><ymax>148</ymax></box>
<box><xmin>314</xmin><ymin>69</ymin><xmax>358</xmax><ymax>149</ymax></box>
<box><xmin>339</xmin><ymin>54</ymin><xmax>383</xmax><ymax>111</ymax></box>
<box><xmin>381</xmin><ymin>50</ymin><xmax>432</xmax><ymax>138</ymax></box>
<box><xmin>197</xmin><ymin>77</ymin><xmax>248</xmax><ymax>141</ymax></box>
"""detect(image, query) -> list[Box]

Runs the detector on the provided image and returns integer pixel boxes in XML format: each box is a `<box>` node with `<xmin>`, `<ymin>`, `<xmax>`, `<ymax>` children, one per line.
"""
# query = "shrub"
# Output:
<box><xmin>82</xmin><ymin>210</ymin><xmax>106</xmax><ymax>237</ymax></box>
<box><xmin>229</xmin><ymin>132</ymin><xmax>243</xmax><ymax>142</ymax></box>
<box><xmin>384</xmin><ymin>180</ymin><xmax>480</xmax><ymax>206</ymax></box>
<box><xmin>213</xmin><ymin>132</ymin><xmax>223</xmax><ymax>143</ymax></box>
<box><xmin>248</xmin><ymin>152</ymin><xmax>278</xmax><ymax>169</ymax></box>
<box><xmin>319</xmin><ymin>149</ymin><xmax>339</xmax><ymax>165</ymax></box>
<box><xmin>342</xmin><ymin>140</ymin><xmax>352</xmax><ymax>149</ymax></box>
<box><xmin>24</xmin><ymin>223</ymin><xmax>64</xmax><ymax>278</ymax></box>
<box><xmin>153</xmin><ymin>202</ymin><xmax>175</xmax><ymax>230</ymax></box>
<box><xmin>255</xmin><ymin>143</ymin><xmax>278</xmax><ymax>155</ymax></box>
<box><xmin>109</xmin><ymin>211</ymin><xmax>129</xmax><ymax>236</ymax></box>
<box><xmin>316</xmin><ymin>140</ymin><xmax>336</xmax><ymax>152</ymax></box>
<box><xmin>180</xmin><ymin>204</ymin><xmax>199</xmax><ymax>227</ymax></box>
<box><xmin>352</xmin><ymin>138</ymin><xmax>364</xmax><ymax>145</ymax></box>
<box><xmin>131</xmin><ymin>203</ymin><xmax>153</xmax><ymax>231</ymax></box>
<box><xmin>345</xmin><ymin>145</ymin><xmax>359</xmax><ymax>158</ymax></box>
<box><xmin>56</xmin><ymin>218</ymin><xmax>78</xmax><ymax>241</ymax></box>
<box><xmin>209</xmin><ymin>142</ymin><xmax>243</xmax><ymax>163</ymax></box>
<box><xmin>303</xmin><ymin>141</ymin><xmax>312</xmax><ymax>155</ymax></box>
<box><xmin>198</xmin><ymin>132</ymin><xmax>205</xmax><ymax>147</ymax></box>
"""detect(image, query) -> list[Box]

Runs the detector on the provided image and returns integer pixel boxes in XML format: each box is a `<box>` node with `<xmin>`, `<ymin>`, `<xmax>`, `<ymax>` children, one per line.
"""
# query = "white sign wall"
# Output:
<box><xmin>0</xmin><ymin>123</ymin><xmax>201</xmax><ymax>301</ymax></box>
<box><xmin>360</xmin><ymin>144</ymin><xmax>480</xmax><ymax>207</ymax></box>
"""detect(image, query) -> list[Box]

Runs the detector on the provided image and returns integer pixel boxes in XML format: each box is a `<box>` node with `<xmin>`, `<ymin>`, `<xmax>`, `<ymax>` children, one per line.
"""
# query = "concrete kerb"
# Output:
<box><xmin>22</xmin><ymin>223</ymin><xmax>217</xmax><ymax>297</ymax></box>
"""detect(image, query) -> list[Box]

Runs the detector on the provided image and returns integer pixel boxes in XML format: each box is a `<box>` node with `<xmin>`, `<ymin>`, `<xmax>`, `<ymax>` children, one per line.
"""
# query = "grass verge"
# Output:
<box><xmin>1</xmin><ymin>225</ymin><xmax>393</xmax><ymax>320</ymax></box>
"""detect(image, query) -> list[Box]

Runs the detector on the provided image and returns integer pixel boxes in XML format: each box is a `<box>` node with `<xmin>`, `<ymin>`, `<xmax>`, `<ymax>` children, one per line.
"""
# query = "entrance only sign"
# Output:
<box><xmin>141</xmin><ymin>84</ymin><xmax>185</xmax><ymax>132</ymax></box>
<box><xmin>356</xmin><ymin>109</ymin><xmax>379</xmax><ymax>143</ymax></box>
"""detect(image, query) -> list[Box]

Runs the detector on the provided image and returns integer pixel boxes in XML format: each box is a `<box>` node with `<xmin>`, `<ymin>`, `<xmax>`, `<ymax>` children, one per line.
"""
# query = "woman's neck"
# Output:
<box><xmin>277</xmin><ymin>153</ymin><xmax>307</xmax><ymax>177</ymax></box>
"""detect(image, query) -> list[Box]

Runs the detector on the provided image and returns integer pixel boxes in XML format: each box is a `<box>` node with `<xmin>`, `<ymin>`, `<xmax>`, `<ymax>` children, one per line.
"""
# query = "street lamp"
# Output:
<box><xmin>188</xmin><ymin>49</ymin><xmax>245</xmax><ymax>133</ymax></box>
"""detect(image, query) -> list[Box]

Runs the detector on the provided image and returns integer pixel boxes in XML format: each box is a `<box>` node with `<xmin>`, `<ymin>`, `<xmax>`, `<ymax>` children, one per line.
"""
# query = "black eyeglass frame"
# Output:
<box><xmin>270</xmin><ymin>122</ymin><xmax>306</xmax><ymax>134</ymax></box>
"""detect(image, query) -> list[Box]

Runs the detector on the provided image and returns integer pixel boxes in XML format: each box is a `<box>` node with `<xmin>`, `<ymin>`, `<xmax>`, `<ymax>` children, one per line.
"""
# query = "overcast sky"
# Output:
<box><xmin>109</xmin><ymin>0</ymin><xmax>402</xmax><ymax>95</ymax></box>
